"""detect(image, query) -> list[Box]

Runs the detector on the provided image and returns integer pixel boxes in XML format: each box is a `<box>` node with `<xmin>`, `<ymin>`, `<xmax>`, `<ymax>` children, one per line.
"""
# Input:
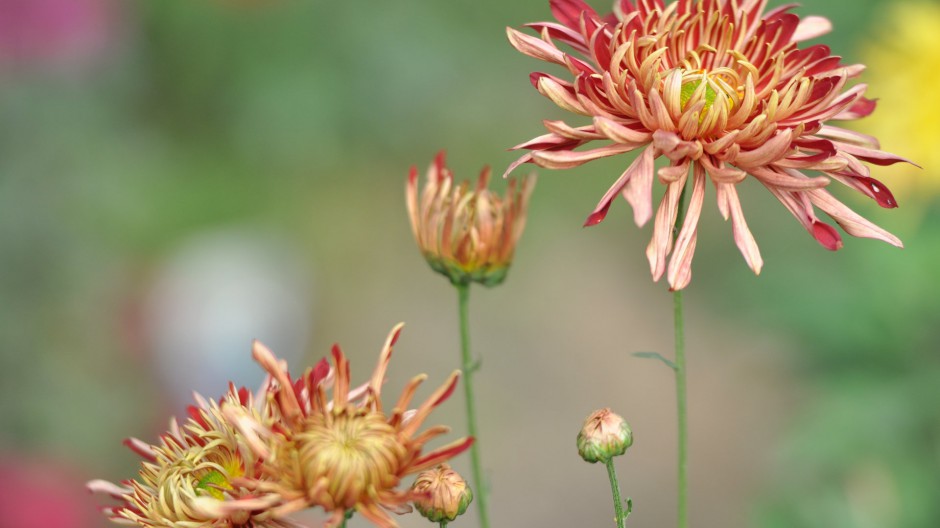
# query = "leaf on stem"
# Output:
<box><xmin>632</xmin><ymin>351</ymin><xmax>678</xmax><ymax>371</ymax></box>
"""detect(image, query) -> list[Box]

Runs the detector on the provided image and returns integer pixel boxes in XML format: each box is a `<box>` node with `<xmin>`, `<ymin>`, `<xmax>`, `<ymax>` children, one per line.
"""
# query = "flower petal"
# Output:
<box><xmin>716</xmin><ymin>182</ymin><xmax>763</xmax><ymax>274</ymax></box>
<box><xmin>732</xmin><ymin>130</ymin><xmax>793</xmax><ymax>168</ymax></box>
<box><xmin>532</xmin><ymin>143</ymin><xmax>636</xmax><ymax>169</ymax></box>
<box><xmin>793</xmin><ymin>15</ymin><xmax>832</xmax><ymax>42</ymax></box>
<box><xmin>666</xmin><ymin>163</ymin><xmax>707</xmax><ymax>290</ymax></box>
<box><xmin>645</xmin><ymin>170</ymin><xmax>687</xmax><ymax>280</ymax></box>
<box><xmin>807</xmin><ymin>188</ymin><xmax>903</xmax><ymax>247</ymax></box>
<box><xmin>537</xmin><ymin>75</ymin><xmax>589</xmax><ymax>115</ymax></box>
<box><xmin>583</xmin><ymin>144</ymin><xmax>656</xmax><ymax>226</ymax></box>
<box><xmin>506</xmin><ymin>27</ymin><xmax>566</xmax><ymax>65</ymax></box>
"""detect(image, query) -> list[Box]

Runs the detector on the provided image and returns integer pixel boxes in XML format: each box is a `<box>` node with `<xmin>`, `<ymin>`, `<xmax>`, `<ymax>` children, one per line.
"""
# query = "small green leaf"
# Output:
<box><xmin>624</xmin><ymin>497</ymin><xmax>633</xmax><ymax>518</ymax></box>
<box><xmin>632</xmin><ymin>351</ymin><xmax>677</xmax><ymax>371</ymax></box>
<box><xmin>467</xmin><ymin>358</ymin><xmax>483</xmax><ymax>374</ymax></box>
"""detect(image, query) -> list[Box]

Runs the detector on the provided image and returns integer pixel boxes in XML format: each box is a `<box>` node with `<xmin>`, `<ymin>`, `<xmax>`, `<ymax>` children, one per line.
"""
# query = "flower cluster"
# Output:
<box><xmin>507</xmin><ymin>0</ymin><xmax>909</xmax><ymax>289</ymax></box>
<box><xmin>90</xmin><ymin>325</ymin><xmax>473</xmax><ymax>528</ymax></box>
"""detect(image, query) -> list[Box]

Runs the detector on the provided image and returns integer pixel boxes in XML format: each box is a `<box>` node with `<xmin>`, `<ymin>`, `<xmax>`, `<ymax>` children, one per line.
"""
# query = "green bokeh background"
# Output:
<box><xmin>0</xmin><ymin>0</ymin><xmax>937</xmax><ymax>527</ymax></box>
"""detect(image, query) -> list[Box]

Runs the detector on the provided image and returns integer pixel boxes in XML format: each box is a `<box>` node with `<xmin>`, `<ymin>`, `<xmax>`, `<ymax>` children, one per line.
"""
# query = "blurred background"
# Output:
<box><xmin>0</xmin><ymin>0</ymin><xmax>937</xmax><ymax>527</ymax></box>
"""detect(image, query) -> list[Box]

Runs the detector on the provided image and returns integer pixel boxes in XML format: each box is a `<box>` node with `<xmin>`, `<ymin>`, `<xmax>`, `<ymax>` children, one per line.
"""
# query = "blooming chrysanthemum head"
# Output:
<box><xmin>234</xmin><ymin>324</ymin><xmax>474</xmax><ymax>528</ymax></box>
<box><xmin>507</xmin><ymin>0</ymin><xmax>912</xmax><ymax>289</ymax></box>
<box><xmin>577</xmin><ymin>408</ymin><xmax>633</xmax><ymax>463</ymax></box>
<box><xmin>88</xmin><ymin>385</ymin><xmax>293</xmax><ymax>528</ymax></box>
<box><xmin>410</xmin><ymin>464</ymin><xmax>473</xmax><ymax>523</ymax></box>
<box><xmin>407</xmin><ymin>150</ymin><xmax>536</xmax><ymax>287</ymax></box>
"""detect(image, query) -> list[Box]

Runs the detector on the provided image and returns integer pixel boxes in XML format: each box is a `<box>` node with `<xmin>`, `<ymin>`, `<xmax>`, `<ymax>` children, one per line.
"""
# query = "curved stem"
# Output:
<box><xmin>673</xmin><ymin>289</ymin><xmax>687</xmax><ymax>528</ymax></box>
<box><xmin>456</xmin><ymin>283</ymin><xmax>490</xmax><ymax>528</ymax></box>
<box><xmin>605</xmin><ymin>458</ymin><xmax>627</xmax><ymax>528</ymax></box>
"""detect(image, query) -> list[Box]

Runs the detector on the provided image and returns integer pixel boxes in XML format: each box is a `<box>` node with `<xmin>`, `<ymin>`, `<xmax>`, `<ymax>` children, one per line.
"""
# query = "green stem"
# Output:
<box><xmin>605</xmin><ymin>458</ymin><xmax>627</xmax><ymax>528</ymax></box>
<box><xmin>440</xmin><ymin>522</ymin><xmax>449</xmax><ymax>528</ymax></box>
<box><xmin>673</xmin><ymin>289</ymin><xmax>687</xmax><ymax>528</ymax></box>
<box><xmin>456</xmin><ymin>283</ymin><xmax>490</xmax><ymax>528</ymax></box>
<box><xmin>673</xmin><ymin>180</ymin><xmax>689</xmax><ymax>528</ymax></box>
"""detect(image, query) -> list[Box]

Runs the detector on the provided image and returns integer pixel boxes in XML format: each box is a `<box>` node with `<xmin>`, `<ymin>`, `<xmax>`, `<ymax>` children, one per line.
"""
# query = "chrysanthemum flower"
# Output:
<box><xmin>229</xmin><ymin>324</ymin><xmax>474</xmax><ymax>528</ymax></box>
<box><xmin>507</xmin><ymin>0</ymin><xmax>910</xmax><ymax>289</ymax></box>
<box><xmin>87</xmin><ymin>384</ymin><xmax>298</xmax><ymax>528</ymax></box>
<box><xmin>407</xmin><ymin>151</ymin><xmax>535</xmax><ymax>287</ymax></box>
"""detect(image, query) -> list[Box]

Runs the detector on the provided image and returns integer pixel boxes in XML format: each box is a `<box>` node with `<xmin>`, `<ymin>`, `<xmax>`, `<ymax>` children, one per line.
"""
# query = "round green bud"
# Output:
<box><xmin>577</xmin><ymin>408</ymin><xmax>633</xmax><ymax>464</ymax></box>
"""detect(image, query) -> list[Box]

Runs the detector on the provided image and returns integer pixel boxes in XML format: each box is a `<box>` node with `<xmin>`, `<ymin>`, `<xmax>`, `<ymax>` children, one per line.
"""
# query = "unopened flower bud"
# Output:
<box><xmin>411</xmin><ymin>464</ymin><xmax>473</xmax><ymax>523</ymax></box>
<box><xmin>577</xmin><ymin>408</ymin><xmax>633</xmax><ymax>464</ymax></box>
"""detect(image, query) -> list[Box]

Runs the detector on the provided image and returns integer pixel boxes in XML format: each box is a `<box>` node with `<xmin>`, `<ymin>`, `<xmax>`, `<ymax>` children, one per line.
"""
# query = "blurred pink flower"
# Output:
<box><xmin>0</xmin><ymin>456</ymin><xmax>97</xmax><ymax>528</ymax></box>
<box><xmin>507</xmin><ymin>0</ymin><xmax>910</xmax><ymax>289</ymax></box>
<box><xmin>0</xmin><ymin>0</ymin><xmax>118</xmax><ymax>67</ymax></box>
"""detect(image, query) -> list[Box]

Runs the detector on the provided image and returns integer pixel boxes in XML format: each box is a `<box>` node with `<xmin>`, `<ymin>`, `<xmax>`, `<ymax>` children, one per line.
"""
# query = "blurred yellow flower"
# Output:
<box><xmin>856</xmin><ymin>1</ymin><xmax>938</xmax><ymax>210</ymax></box>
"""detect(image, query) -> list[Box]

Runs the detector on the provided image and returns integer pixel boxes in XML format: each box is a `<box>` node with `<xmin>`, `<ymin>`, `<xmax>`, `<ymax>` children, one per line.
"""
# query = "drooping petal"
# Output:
<box><xmin>645</xmin><ymin>170</ymin><xmax>688</xmax><ymax>280</ymax></box>
<box><xmin>666</xmin><ymin>163</ymin><xmax>707</xmax><ymax>290</ymax></box>
<box><xmin>807</xmin><ymin>188</ymin><xmax>903</xmax><ymax>247</ymax></box>
<box><xmin>715</xmin><ymin>182</ymin><xmax>763</xmax><ymax>274</ymax></box>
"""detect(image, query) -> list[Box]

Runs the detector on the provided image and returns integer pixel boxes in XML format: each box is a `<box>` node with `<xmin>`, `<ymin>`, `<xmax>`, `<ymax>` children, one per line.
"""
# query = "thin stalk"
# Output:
<box><xmin>673</xmin><ymin>181</ymin><xmax>690</xmax><ymax>528</ymax></box>
<box><xmin>605</xmin><ymin>458</ymin><xmax>627</xmax><ymax>528</ymax></box>
<box><xmin>456</xmin><ymin>283</ymin><xmax>490</xmax><ymax>528</ymax></box>
<box><xmin>673</xmin><ymin>289</ymin><xmax>687</xmax><ymax>528</ymax></box>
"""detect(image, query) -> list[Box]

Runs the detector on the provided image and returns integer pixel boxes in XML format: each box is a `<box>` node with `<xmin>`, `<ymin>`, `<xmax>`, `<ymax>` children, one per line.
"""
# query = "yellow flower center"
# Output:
<box><xmin>298</xmin><ymin>408</ymin><xmax>407</xmax><ymax>508</ymax></box>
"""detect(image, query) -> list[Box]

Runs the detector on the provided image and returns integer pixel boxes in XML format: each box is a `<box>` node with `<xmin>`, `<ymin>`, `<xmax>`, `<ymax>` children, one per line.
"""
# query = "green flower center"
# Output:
<box><xmin>678</xmin><ymin>69</ymin><xmax>739</xmax><ymax>114</ymax></box>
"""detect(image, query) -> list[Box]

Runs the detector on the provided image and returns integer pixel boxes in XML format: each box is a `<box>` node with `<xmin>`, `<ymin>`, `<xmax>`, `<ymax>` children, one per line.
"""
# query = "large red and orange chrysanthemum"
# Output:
<box><xmin>507</xmin><ymin>0</ymin><xmax>911</xmax><ymax>289</ymax></box>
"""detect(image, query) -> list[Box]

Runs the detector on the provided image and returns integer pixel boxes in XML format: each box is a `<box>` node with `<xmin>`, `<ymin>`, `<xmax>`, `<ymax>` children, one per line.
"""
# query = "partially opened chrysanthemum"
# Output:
<box><xmin>407</xmin><ymin>151</ymin><xmax>535</xmax><ymax>287</ymax></box>
<box><xmin>88</xmin><ymin>384</ymin><xmax>298</xmax><ymax>528</ymax></box>
<box><xmin>507</xmin><ymin>0</ymin><xmax>911</xmax><ymax>289</ymax></box>
<box><xmin>229</xmin><ymin>324</ymin><xmax>474</xmax><ymax>528</ymax></box>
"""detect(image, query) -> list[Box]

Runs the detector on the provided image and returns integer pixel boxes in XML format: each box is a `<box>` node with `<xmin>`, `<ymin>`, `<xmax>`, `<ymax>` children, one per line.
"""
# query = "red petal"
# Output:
<box><xmin>812</xmin><ymin>220</ymin><xmax>843</xmax><ymax>250</ymax></box>
<box><xmin>832</xmin><ymin>172</ymin><xmax>898</xmax><ymax>209</ymax></box>
<box><xmin>187</xmin><ymin>405</ymin><xmax>210</xmax><ymax>429</ymax></box>
<box><xmin>839</xmin><ymin>97</ymin><xmax>877</xmax><ymax>119</ymax></box>
<box><xmin>431</xmin><ymin>372</ymin><xmax>459</xmax><ymax>407</ymax></box>
<box><xmin>309</xmin><ymin>357</ymin><xmax>331</xmax><ymax>387</ymax></box>
<box><xmin>584</xmin><ymin>201</ymin><xmax>612</xmax><ymax>226</ymax></box>
<box><xmin>550</xmin><ymin>0</ymin><xmax>598</xmax><ymax>31</ymax></box>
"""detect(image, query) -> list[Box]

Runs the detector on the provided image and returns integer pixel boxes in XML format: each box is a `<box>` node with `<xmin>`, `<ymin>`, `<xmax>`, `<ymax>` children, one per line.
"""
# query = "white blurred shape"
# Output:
<box><xmin>144</xmin><ymin>227</ymin><xmax>313</xmax><ymax>406</ymax></box>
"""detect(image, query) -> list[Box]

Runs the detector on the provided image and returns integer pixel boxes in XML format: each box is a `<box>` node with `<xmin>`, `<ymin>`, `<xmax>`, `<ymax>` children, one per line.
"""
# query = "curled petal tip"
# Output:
<box><xmin>584</xmin><ymin>204</ymin><xmax>611</xmax><ymax>226</ymax></box>
<box><xmin>812</xmin><ymin>221</ymin><xmax>843</xmax><ymax>251</ymax></box>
